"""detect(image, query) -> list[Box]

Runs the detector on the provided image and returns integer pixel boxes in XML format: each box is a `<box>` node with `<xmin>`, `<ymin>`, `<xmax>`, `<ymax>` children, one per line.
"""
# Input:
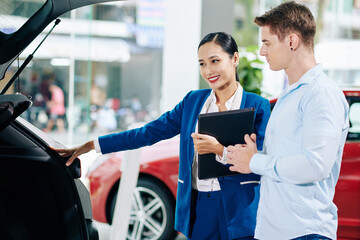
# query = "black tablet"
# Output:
<box><xmin>198</xmin><ymin>108</ymin><xmax>255</xmax><ymax>179</ymax></box>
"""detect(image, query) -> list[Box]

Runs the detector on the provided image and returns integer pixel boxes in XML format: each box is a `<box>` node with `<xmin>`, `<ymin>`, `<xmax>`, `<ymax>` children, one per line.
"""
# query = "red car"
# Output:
<box><xmin>87</xmin><ymin>90</ymin><xmax>360</xmax><ymax>240</ymax></box>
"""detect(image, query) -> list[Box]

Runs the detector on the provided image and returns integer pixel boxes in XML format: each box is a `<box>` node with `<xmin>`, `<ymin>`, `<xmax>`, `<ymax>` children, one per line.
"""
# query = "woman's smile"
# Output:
<box><xmin>208</xmin><ymin>75</ymin><xmax>220</xmax><ymax>83</ymax></box>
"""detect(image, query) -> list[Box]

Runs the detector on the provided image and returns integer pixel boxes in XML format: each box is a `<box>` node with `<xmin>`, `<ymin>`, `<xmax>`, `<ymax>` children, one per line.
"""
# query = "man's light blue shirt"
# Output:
<box><xmin>250</xmin><ymin>64</ymin><xmax>349</xmax><ymax>240</ymax></box>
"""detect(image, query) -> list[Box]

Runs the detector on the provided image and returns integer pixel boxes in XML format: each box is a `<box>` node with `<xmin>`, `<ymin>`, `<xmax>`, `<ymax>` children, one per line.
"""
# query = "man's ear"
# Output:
<box><xmin>289</xmin><ymin>33</ymin><xmax>300</xmax><ymax>50</ymax></box>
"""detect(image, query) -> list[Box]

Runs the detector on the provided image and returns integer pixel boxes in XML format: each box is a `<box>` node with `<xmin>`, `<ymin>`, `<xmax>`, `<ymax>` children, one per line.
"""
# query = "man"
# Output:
<box><xmin>227</xmin><ymin>1</ymin><xmax>349</xmax><ymax>240</ymax></box>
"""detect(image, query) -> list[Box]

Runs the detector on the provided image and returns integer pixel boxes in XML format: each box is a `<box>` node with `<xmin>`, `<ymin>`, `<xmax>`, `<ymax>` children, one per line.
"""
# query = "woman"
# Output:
<box><xmin>55</xmin><ymin>32</ymin><xmax>270</xmax><ymax>240</ymax></box>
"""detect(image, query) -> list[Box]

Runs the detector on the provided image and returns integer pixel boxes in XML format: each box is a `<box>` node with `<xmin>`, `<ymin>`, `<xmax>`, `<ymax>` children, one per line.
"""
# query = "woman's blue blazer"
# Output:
<box><xmin>98</xmin><ymin>89</ymin><xmax>270</xmax><ymax>239</ymax></box>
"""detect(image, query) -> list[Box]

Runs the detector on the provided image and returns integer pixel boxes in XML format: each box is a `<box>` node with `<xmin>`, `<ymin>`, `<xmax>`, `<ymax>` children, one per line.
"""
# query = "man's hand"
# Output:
<box><xmin>51</xmin><ymin>140</ymin><xmax>95</xmax><ymax>166</ymax></box>
<box><xmin>191</xmin><ymin>133</ymin><xmax>223</xmax><ymax>156</ymax></box>
<box><xmin>227</xmin><ymin>133</ymin><xmax>258</xmax><ymax>174</ymax></box>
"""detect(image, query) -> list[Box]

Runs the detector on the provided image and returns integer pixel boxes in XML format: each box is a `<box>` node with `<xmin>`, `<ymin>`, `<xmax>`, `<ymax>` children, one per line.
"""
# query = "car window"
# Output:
<box><xmin>347</xmin><ymin>96</ymin><xmax>360</xmax><ymax>141</ymax></box>
<box><xmin>0</xmin><ymin>0</ymin><xmax>46</xmax><ymax>34</ymax></box>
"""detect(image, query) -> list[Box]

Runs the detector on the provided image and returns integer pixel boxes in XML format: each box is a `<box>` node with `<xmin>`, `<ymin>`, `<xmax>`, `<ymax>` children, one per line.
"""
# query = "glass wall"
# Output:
<box><xmin>1</xmin><ymin>0</ymin><xmax>164</xmax><ymax>145</ymax></box>
<box><xmin>233</xmin><ymin>0</ymin><xmax>360</xmax><ymax>97</ymax></box>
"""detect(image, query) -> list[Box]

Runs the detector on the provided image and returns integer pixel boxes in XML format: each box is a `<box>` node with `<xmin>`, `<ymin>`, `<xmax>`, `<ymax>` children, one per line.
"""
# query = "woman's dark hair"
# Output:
<box><xmin>198</xmin><ymin>32</ymin><xmax>239</xmax><ymax>82</ymax></box>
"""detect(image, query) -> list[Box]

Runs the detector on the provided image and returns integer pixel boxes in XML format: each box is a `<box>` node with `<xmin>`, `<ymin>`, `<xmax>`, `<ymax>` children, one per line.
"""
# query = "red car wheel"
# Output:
<box><xmin>109</xmin><ymin>178</ymin><xmax>177</xmax><ymax>240</ymax></box>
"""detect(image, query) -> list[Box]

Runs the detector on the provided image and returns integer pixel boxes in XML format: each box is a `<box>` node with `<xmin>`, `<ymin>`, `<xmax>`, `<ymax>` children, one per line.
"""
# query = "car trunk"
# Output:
<box><xmin>0</xmin><ymin>113</ymin><xmax>97</xmax><ymax>239</ymax></box>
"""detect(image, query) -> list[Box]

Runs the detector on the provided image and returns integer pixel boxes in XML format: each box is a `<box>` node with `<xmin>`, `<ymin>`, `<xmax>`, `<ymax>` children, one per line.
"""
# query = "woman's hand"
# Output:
<box><xmin>51</xmin><ymin>140</ymin><xmax>95</xmax><ymax>166</ymax></box>
<box><xmin>191</xmin><ymin>133</ymin><xmax>223</xmax><ymax>156</ymax></box>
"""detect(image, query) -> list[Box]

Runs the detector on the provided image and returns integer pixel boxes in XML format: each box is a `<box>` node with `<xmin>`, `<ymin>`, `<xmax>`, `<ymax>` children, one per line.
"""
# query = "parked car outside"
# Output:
<box><xmin>87</xmin><ymin>89</ymin><xmax>360</xmax><ymax>240</ymax></box>
<box><xmin>0</xmin><ymin>0</ymin><xmax>123</xmax><ymax>239</ymax></box>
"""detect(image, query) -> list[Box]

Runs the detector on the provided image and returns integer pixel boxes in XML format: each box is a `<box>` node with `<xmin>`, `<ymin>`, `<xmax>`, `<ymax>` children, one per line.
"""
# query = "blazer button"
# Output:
<box><xmin>207</xmin><ymin>193</ymin><xmax>211</xmax><ymax>198</ymax></box>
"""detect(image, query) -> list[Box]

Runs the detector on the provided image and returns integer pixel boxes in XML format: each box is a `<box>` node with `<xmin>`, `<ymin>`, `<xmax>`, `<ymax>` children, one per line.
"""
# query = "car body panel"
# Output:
<box><xmin>336</xmin><ymin>90</ymin><xmax>360</xmax><ymax>238</ymax></box>
<box><xmin>0</xmin><ymin>118</ymin><xmax>96</xmax><ymax>239</ymax></box>
<box><xmin>88</xmin><ymin>136</ymin><xmax>179</xmax><ymax>223</ymax></box>
<box><xmin>336</xmin><ymin>141</ymin><xmax>360</xmax><ymax>238</ymax></box>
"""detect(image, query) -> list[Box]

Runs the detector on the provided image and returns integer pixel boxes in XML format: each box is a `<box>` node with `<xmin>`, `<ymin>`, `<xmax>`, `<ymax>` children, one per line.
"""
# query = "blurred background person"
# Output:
<box><xmin>44</xmin><ymin>81</ymin><xmax>66</xmax><ymax>133</ymax></box>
